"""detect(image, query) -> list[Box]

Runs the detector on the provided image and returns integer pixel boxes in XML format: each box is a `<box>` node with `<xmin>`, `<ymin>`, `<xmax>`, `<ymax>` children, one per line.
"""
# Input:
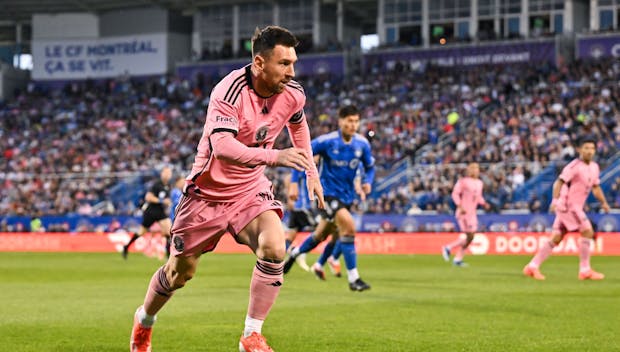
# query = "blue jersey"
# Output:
<box><xmin>170</xmin><ymin>188</ymin><xmax>183</xmax><ymax>221</ymax></box>
<box><xmin>312</xmin><ymin>130</ymin><xmax>375</xmax><ymax>204</ymax></box>
<box><xmin>291</xmin><ymin>168</ymin><xmax>312</xmax><ymax>210</ymax></box>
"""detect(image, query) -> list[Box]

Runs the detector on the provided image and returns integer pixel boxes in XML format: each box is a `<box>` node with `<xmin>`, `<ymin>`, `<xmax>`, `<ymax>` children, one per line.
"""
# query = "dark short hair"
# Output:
<box><xmin>338</xmin><ymin>105</ymin><xmax>360</xmax><ymax>119</ymax></box>
<box><xmin>251</xmin><ymin>26</ymin><xmax>298</xmax><ymax>57</ymax></box>
<box><xmin>577</xmin><ymin>135</ymin><xmax>597</xmax><ymax>147</ymax></box>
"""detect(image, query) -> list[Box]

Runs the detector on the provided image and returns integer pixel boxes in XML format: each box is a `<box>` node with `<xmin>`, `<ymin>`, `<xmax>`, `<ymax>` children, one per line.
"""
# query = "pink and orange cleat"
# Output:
<box><xmin>239</xmin><ymin>332</ymin><xmax>274</xmax><ymax>352</ymax></box>
<box><xmin>327</xmin><ymin>258</ymin><xmax>342</xmax><ymax>277</ymax></box>
<box><xmin>130</xmin><ymin>307</ymin><xmax>152</xmax><ymax>352</ymax></box>
<box><xmin>578</xmin><ymin>269</ymin><xmax>605</xmax><ymax>280</ymax></box>
<box><xmin>523</xmin><ymin>265</ymin><xmax>546</xmax><ymax>280</ymax></box>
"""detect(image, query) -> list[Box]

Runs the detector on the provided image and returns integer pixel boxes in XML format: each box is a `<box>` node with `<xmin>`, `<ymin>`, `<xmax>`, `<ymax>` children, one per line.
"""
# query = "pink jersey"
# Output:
<box><xmin>557</xmin><ymin>158</ymin><xmax>600</xmax><ymax>211</ymax></box>
<box><xmin>189</xmin><ymin>65</ymin><xmax>307</xmax><ymax>201</ymax></box>
<box><xmin>452</xmin><ymin>177</ymin><xmax>486</xmax><ymax>216</ymax></box>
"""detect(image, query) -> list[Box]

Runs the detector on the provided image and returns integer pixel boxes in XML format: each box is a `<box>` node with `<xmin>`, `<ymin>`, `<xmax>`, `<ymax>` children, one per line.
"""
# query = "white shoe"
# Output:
<box><xmin>295</xmin><ymin>253</ymin><xmax>310</xmax><ymax>272</ymax></box>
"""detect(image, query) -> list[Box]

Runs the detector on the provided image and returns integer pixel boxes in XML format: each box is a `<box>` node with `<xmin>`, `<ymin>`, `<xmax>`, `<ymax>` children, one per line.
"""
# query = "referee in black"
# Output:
<box><xmin>123</xmin><ymin>167</ymin><xmax>173</xmax><ymax>259</ymax></box>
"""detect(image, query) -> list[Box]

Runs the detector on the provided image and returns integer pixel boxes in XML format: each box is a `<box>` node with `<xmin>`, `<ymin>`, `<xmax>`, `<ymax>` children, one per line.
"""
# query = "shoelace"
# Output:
<box><xmin>134</xmin><ymin>326</ymin><xmax>151</xmax><ymax>347</ymax></box>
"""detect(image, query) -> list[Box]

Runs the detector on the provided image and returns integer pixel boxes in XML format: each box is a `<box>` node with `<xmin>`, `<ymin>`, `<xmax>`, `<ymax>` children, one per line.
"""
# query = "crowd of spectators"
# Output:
<box><xmin>1</xmin><ymin>58</ymin><xmax>619</xmax><ymax>217</ymax></box>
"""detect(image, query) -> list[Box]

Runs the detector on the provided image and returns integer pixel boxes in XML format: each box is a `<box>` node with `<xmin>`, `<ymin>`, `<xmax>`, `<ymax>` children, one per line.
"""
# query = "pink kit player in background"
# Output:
<box><xmin>524</xmin><ymin>135</ymin><xmax>610</xmax><ymax>281</ymax></box>
<box><xmin>129</xmin><ymin>26</ymin><xmax>325</xmax><ymax>352</ymax></box>
<box><xmin>442</xmin><ymin>163</ymin><xmax>489</xmax><ymax>267</ymax></box>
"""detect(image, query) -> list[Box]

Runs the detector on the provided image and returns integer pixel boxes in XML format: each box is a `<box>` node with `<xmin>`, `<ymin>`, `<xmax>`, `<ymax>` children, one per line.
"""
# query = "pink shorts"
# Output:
<box><xmin>456</xmin><ymin>215</ymin><xmax>478</xmax><ymax>233</ymax></box>
<box><xmin>552</xmin><ymin>209</ymin><xmax>592</xmax><ymax>233</ymax></box>
<box><xmin>169</xmin><ymin>185</ymin><xmax>283</xmax><ymax>257</ymax></box>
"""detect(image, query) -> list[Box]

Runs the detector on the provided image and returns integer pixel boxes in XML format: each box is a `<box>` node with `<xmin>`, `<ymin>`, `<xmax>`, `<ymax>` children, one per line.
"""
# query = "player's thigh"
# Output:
<box><xmin>313</xmin><ymin>218</ymin><xmax>335</xmax><ymax>241</ymax></box>
<box><xmin>237</xmin><ymin>210</ymin><xmax>286</xmax><ymax>260</ymax></box>
<box><xmin>334</xmin><ymin>208</ymin><xmax>356</xmax><ymax>235</ymax></box>
<box><xmin>158</xmin><ymin>218</ymin><xmax>172</xmax><ymax>235</ymax></box>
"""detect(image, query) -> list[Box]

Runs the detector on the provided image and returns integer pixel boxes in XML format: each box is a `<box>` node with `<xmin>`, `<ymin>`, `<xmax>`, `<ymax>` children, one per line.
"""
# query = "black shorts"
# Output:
<box><xmin>287</xmin><ymin>209</ymin><xmax>317</xmax><ymax>231</ymax></box>
<box><xmin>142</xmin><ymin>206</ymin><xmax>168</xmax><ymax>228</ymax></box>
<box><xmin>319</xmin><ymin>196</ymin><xmax>351</xmax><ymax>222</ymax></box>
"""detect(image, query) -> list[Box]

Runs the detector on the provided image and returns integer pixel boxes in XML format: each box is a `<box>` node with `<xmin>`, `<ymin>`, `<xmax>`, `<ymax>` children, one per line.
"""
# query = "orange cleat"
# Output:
<box><xmin>130</xmin><ymin>307</ymin><xmax>152</xmax><ymax>352</ymax></box>
<box><xmin>239</xmin><ymin>332</ymin><xmax>274</xmax><ymax>352</ymax></box>
<box><xmin>327</xmin><ymin>258</ymin><xmax>341</xmax><ymax>277</ymax></box>
<box><xmin>523</xmin><ymin>265</ymin><xmax>545</xmax><ymax>280</ymax></box>
<box><xmin>578</xmin><ymin>269</ymin><xmax>605</xmax><ymax>280</ymax></box>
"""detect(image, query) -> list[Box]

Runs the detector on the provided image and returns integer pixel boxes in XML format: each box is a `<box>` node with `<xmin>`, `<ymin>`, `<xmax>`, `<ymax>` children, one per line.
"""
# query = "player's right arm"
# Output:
<box><xmin>206</xmin><ymin>96</ymin><xmax>311</xmax><ymax>171</ymax></box>
<box><xmin>451</xmin><ymin>179</ymin><xmax>465</xmax><ymax>215</ymax></box>
<box><xmin>549</xmin><ymin>178</ymin><xmax>565</xmax><ymax>213</ymax></box>
<box><xmin>551</xmin><ymin>161</ymin><xmax>577</xmax><ymax>212</ymax></box>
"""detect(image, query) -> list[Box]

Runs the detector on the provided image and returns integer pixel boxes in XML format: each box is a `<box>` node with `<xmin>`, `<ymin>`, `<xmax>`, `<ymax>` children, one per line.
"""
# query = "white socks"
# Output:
<box><xmin>137</xmin><ymin>306</ymin><xmax>156</xmax><ymax>328</ymax></box>
<box><xmin>243</xmin><ymin>315</ymin><xmax>264</xmax><ymax>337</ymax></box>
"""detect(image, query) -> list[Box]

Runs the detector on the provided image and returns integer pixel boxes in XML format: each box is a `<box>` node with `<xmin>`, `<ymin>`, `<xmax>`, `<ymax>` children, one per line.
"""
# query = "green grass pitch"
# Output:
<box><xmin>1</xmin><ymin>252</ymin><xmax>619</xmax><ymax>351</ymax></box>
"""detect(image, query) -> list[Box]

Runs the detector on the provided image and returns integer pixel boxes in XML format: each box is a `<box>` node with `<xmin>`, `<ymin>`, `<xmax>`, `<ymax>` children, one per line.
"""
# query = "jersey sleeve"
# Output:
<box><xmin>452</xmin><ymin>179</ymin><xmax>463</xmax><ymax>206</ymax></box>
<box><xmin>205</xmin><ymin>95</ymin><xmax>240</xmax><ymax>136</ymax></box>
<box><xmin>150</xmin><ymin>182</ymin><xmax>162</xmax><ymax>197</ymax></box>
<box><xmin>311</xmin><ymin>137</ymin><xmax>327</xmax><ymax>156</ymax></box>
<box><xmin>558</xmin><ymin>161</ymin><xmax>577</xmax><ymax>184</ymax></box>
<box><xmin>361</xmin><ymin>142</ymin><xmax>376</xmax><ymax>185</ymax></box>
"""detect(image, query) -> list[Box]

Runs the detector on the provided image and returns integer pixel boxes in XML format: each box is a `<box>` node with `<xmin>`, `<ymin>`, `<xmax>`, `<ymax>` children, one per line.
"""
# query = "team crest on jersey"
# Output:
<box><xmin>255</xmin><ymin>126</ymin><xmax>269</xmax><ymax>142</ymax></box>
<box><xmin>173</xmin><ymin>236</ymin><xmax>184</xmax><ymax>253</ymax></box>
<box><xmin>354</xmin><ymin>149</ymin><xmax>362</xmax><ymax>158</ymax></box>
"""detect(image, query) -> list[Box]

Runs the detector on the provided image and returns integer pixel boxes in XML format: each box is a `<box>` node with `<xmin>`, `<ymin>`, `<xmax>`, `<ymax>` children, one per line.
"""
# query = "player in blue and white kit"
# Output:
<box><xmin>284</xmin><ymin>105</ymin><xmax>375</xmax><ymax>291</ymax></box>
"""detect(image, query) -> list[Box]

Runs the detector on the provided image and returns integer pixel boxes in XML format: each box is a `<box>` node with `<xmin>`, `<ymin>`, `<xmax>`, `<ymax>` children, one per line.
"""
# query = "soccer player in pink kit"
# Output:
<box><xmin>442</xmin><ymin>163</ymin><xmax>488</xmax><ymax>267</ymax></box>
<box><xmin>129</xmin><ymin>26</ymin><xmax>325</xmax><ymax>352</ymax></box>
<box><xmin>523</xmin><ymin>136</ymin><xmax>610</xmax><ymax>281</ymax></box>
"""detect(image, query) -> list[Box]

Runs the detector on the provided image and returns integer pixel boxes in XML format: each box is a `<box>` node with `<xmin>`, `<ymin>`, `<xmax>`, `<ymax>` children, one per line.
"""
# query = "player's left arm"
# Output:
<box><xmin>287</xmin><ymin>109</ymin><xmax>325</xmax><ymax>209</ymax></box>
<box><xmin>592</xmin><ymin>185</ymin><xmax>610</xmax><ymax>213</ymax></box>
<box><xmin>478</xmin><ymin>182</ymin><xmax>489</xmax><ymax>209</ymax></box>
<box><xmin>360</xmin><ymin>142</ymin><xmax>375</xmax><ymax>195</ymax></box>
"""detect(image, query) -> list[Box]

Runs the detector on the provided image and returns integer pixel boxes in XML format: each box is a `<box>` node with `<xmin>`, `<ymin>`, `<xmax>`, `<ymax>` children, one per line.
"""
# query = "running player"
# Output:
<box><xmin>441</xmin><ymin>162</ymin><xmax>488</xmax><ymax>267</ymax></box>
<box><xmin>128</xmin><ymin>26</ymin><xmax>324</xmax><ymax>352</ymax></box>
<box><xmin>283</xmin><ymin>104</ymin><xmax>374</xmax><ymax>291</ymax></box>
<box><xmin>123</xmin><ymin>167</ymin><xmax>173</xmax><ymax>259</ymax></box>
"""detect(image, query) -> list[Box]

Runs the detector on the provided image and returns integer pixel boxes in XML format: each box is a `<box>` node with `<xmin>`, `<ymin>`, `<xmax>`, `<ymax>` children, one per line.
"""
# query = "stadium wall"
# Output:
<box><xmin>1</xmin><ymin>232</ymin><xmax>619</xmax><ymax>256</ymax></box>
<box><xmin>4</xmin><ymin>213</ymin><xmax>620</xmax><ymax>234</ymax></box>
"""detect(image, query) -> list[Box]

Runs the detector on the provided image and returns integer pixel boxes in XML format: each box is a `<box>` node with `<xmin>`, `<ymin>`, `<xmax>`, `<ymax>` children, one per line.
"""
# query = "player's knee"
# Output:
<box><xmin>259</xmin><ymin>243</ymin><xmax>286</xmax><ymax>261</ymax></box>
<box><xmin>169</xmin><ymin>271</ymin><xmax>193</xmax><ymax>290</ymax></box>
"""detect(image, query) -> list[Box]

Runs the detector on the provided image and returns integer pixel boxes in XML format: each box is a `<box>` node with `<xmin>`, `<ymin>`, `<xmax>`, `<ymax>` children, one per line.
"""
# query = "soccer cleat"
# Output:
<box><xmin>239</xmin><ymin>332</ymin><xmax>274</xmax><ymax>352</ymax></box>
<box><xmin>349</xmin><ymin>278</ymin><xmax>371</xmax><ymax>292</ymax></box>
<box><xmin>327</xmin><ymin>257</ymin><xmax>342</xmax><ymax>277</ymax></box>
<box><xmin>523</xmin><ymin>265</ymin><xmax>545</xmax><ymax>280</ymax></box>
<box><xmin>441</xmin><ymin>246</ymin><xmax>451</xmax><ymax>262</ymax></box>
<box><xmin>130</xmin><ymin>307</ymin><xmax>152</xmax><ymax>352</ymax></box>
<box><xmin>295</xmin><ymin>253</ymin><xmax>310</xmax><ymax>272</ymax></box>
<box><xmin>453</xmin><ymin>260</ymin><xmax>469</xmax><ymax>267</ymax></box>
<box><xmin>578</xmin><ymin>269</ymin><xmax>605</xmax><ymax>280</ymax></box>
<box><xmin>122</xmin><ymin>245</ymin><xmax>129</xmax><ymax>260</ymax></box>
<box><xmin>311</xmin><ymin>263</ymin><xmax>326</xmax><ymax>281</ymax></box>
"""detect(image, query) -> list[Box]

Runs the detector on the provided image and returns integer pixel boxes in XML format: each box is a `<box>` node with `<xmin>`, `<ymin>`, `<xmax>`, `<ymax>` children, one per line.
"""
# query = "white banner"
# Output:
<box><xmin>32</xmin><ymin>34</ymin><xmax>168</xmax><ymax>80</ymax></box>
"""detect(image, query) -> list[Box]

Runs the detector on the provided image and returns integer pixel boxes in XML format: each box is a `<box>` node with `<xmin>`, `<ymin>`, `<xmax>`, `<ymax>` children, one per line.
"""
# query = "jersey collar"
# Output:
<box><xmin>245</xmin><ymin>65</ymin><xmax>273</xmax><ymax>99</ymax></box>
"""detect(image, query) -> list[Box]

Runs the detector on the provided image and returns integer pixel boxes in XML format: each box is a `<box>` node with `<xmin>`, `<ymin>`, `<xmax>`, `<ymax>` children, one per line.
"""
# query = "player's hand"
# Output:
<box><xmin>601</xmin><ymin>202</ymin><xmax>611</xmax><ymax>213</ymax></box>
<box><xmin>549</xmin><ymin>203</ymin><xmax>556</xmax><ymax>213</ymax></box>
<box><xmin>457</xmin><ymin>206</ymin><xmax>466</xmax><ymax>215</ymax></box>
<box><xmin>362</xmin><ymin>183</ymin><xmax>372</xmax><ymax>195</ymax></box>
<box><xmin>163</xmin><ymin>198</ymin><xmax>172</xmax><ymax>207</ymax></box>
<box><xmin>307</xmin><ymin>176</ymin><xmax>325</xmax><ymax>209</ymax></box>
<box><xmin>354</xmin><ymin>182</ymin><xmax>365</xmax><ymax>201</ymax></box>
<box><xmin>276</xmin><ymin>148</ymin><xmax>312</xmax><ymax>171</ymax></box>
